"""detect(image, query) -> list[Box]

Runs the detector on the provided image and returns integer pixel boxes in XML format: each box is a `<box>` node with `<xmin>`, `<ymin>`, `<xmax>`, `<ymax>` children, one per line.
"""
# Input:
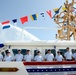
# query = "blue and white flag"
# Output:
<box><xmin>2</xmin><ymin>21</ymin><xmax>10</xmax><ymax>29</ymax></box>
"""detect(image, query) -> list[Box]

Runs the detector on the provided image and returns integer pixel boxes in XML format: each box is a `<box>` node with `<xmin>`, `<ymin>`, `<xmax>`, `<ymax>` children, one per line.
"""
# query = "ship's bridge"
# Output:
<box><xmin>0</xmin><ymin>41</ymin><xmax>76</xmax><ymax>58</ymax></box>
<box><xmin>0</xmin><ymin>41</ymin><xmax>76</xmax><ymax>75</ymax></box>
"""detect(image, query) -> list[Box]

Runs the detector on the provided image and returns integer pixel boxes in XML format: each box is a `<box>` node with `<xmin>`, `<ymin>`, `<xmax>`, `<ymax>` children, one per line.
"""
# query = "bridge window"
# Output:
<box><xmin>34</xmin><ymin>50</ymin><xmax>39</xmax><ymax>56</ymax></box>
<box><xmin>59</xmin><ymin>49</ymin><xmax>66</xmax><ymax>57</ymax></box>
<box><xmin>45</xmin><ymin>49</ymin><xmax>56</xmax><ymax>57</ymax></box>
<box><xmin>1</xmin><ymin>52</ymin><xmax>5</xmax><ymax>57</ymax></box>
<box><xmin>21</xmin><ymin>49</ymin><xmax>27</xmax><ymax>55</ymax></box>
<box><xmin>12</xmin><ymin>49</ymin><xmax>27</xmax><ymax>55</ymax></box>
<box><xmin>12</xmin><ymin>49</ymin><xmax>18</xmax><ymax>55</ymax></box>
<box><xmin>71</xmin><ymin>49</ymin><xmax>76</xmax><ymax>53</ymax></box>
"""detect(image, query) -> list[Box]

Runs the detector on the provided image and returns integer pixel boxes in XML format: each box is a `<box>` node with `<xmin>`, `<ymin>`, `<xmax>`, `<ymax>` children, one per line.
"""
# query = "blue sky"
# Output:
<box><xmin>0</xmin><ymin>0</ymin><xmax>66</xmax><ymax>40</ymax></box>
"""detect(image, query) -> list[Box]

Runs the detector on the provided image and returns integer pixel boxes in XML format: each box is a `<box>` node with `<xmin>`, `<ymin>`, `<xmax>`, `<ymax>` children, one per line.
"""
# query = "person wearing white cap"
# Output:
<box><xmin>14</xmin><ymin>49</ymin><xmax>23</xmax><ymax>62</ymax></box>
<box><xmin>4</xmin><ymin>50</ymin><xmax>13</xmax><ymax>62</ymax></box>
<box><xmin>0</xmin><ymin>50</ymin><xmax>3</xmax><ymax>61</ymax></box>
<box><xmin>45</xmin><ymin>49</ymin><xmax>54</xmax><ymax>61</ymax></box>
<box><xmin>72</xmin><ymin>49</ymin><xmax>76</xmax><ymax>61</ymax></box>
<box><xmin>64</xmin><ymin>47</ymin><xmax>73</xmax><ymax>61</ymax></box>
<box><xmin>34</xmin><ymin>51</ymin><xmax>44</xmax><ymax>62</ymax></box>
<box><xmin>55</xmin><ymin>51</ymin><xmax>64</xmax><ymax>61</ymax></box>
<box><xmin>24</xmin><ymin>50</ymin><xmax>33</xmax><ymax>62</ymax></box>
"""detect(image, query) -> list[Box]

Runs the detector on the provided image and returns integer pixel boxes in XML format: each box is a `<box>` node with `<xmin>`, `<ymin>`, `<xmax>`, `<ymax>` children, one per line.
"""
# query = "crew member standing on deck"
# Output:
<box><xmin>0</xmin><ymin>50</ymin><xmax>3</xmax><ymax>61</ymax></box>
<box><xmin>45</xmin><ymin>49</ymin><xmax>54</xmax><ymax>61</ymax></box>
<box><xmin>4</xmin><ymin>50</ymin><xmax>13</xmax><ymax>62</ymax></box>
<box><xmin>64</xmin><ymin>47</ymin><xmax>73</xmax><ymax>61</ymax></box>
<box><xmin>14</xmin><ymin>49</ymin><xmax>23</xmax><ymax>62</ymax></box>
<box><xmin>55</xmin><ymin>51</ymin><xmax>64</xmax><ymax>61</ymax></box>
<box><xmin>34</xmin><ymin>51</ymin><xmax>44</xmax><ymax>62</ymax></box>
<box><xmin>24</xmin><ymin>50</ymin><xmax>33</xmax><ymax>62</ymax></box>
<box><xmin>72</xmin><ymin>49</ymin><xmax>76</xmax><ymax>61</ymax></box>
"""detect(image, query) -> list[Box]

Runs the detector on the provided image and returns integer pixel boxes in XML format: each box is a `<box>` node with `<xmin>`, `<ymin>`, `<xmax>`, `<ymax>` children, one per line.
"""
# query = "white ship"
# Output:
<box><xmin>0</xmin><ymin>41</ymin><xmax>76</xmax><ymax>75</ymax></box>
<box><xmin>0</xmin><ymin>25</ymin><xmax>76</xmax><ymax>75</ymax></box>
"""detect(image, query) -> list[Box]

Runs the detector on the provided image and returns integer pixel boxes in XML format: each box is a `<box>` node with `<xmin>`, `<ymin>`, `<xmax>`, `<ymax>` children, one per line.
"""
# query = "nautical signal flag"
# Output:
<box><xmin>0</xmin><ymin>9</ymin><xmax>54</xmax><ymax>27</ymax></box>
<box><xmin>53</xmin><ymin>6</ymin><xmax>62</xmax><ymax>14</ymax></box>
<box><xmin>12</xmin><ymin>19</ymin><xmax>17</xmax><ymax>24</ymax></box>
<box><xmin>2</xmin><ymin>21</ymin><xmax>10</xmax><ymax>29</ymax></box>
<box><xmin>20</xmin><ymin>16</ymin><xmax>28</xmax><ymax>24</ymax></box>
<box><xmin>40</xmin><ymin>12</ymin><xmax>45</xmax><ymax>19</ymax></box>
<box><xmin>46</xmin><ymin>10</ymin><xmax>52</xmax><ymax>18</ymax></box>
<box><xmin>52</xmin><ymin>6</ymin><xmax>62</xmax><ymax>18</ymax></box>
<box><xmin>62</xmin><ymin>6</ymin><xmax>67</xmax><ymax>12</ymax></box>
<box><xmin>30</xmin><ymin>14</ymin><xmax>38</xmax><ymax>20</ymax></box>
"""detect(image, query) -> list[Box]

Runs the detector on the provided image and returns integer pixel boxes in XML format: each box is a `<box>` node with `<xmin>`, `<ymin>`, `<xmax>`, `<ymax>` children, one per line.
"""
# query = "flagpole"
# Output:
<box><xmin>15</xmin><ymin>23</ymin><xmax>24</xmax><ymax>41</ymax></box>
<box><xmin>0</xmin><ymin>23</ymin><xmax>4</xmax><ymax>43</ymax></box>
<box><xmin>14</xmin><ymin>23</ymin><xmax>17</xmax><ymax>26</ymax></box>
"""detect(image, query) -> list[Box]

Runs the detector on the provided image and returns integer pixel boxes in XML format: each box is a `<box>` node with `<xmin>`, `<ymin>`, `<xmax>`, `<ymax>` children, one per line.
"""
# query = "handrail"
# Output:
<box><xmin>23</xmin><ymin>61</ymin><xmax>76</xmax><ymax>65</ymax></box>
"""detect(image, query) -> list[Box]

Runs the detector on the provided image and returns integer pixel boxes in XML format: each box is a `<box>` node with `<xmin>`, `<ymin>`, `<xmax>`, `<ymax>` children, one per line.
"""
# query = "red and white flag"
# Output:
<box><xmin>46</xmin><ymin>10</ymin><xmax>52</xmax><ymax>18</ymax></box>
<box><xmin>2</xmin><ymin>20</ymin><xmax>10</xmax><ymax>29</ymax></box>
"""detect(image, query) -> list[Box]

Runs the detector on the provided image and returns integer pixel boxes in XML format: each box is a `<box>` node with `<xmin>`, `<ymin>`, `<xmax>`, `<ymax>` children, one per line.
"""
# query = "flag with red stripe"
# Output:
<box><xmin>47</xmin><ymin>10</ymin><xmax>52</xmax><ymax>18</ymax></box>
<box><xmin>2</xmin><ymin>21</ymin><xmax>10</xmax><ymax>29</ymax></box>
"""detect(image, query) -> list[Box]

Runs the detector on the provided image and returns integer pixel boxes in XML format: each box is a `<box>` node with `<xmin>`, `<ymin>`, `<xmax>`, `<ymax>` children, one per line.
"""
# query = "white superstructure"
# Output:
<box><xmin>0</xmin><ymin>41</ymin><xmax>76</xmax><ymax>58</ymax></box>
<box><xmin>0</xmin><ymin>41</ymin><xmax>76</xmax><ymax>75</ymax></box>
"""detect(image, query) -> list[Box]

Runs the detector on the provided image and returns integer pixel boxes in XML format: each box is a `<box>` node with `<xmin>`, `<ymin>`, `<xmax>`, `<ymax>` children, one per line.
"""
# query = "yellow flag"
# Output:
<box><xmin>62</xmin><ymin>6</ymin><xmax>67</xmax><ymax>11</ymax></box>
<box><xmin>53</xmin><ymin>8</ymin><xmax>59</xmax><ymax>12</ymax></box>
<box><xmin>30</xmin><ymin>14</ymin><xmax>38</xmax><ymax>20</ymax></box>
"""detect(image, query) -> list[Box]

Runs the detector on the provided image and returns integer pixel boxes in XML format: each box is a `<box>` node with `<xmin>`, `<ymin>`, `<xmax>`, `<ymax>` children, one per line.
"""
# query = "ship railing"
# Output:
<box><xmin>23</xmin><ymin>61</ymin><xmax>76</xmax><ymax>75</ymax></box>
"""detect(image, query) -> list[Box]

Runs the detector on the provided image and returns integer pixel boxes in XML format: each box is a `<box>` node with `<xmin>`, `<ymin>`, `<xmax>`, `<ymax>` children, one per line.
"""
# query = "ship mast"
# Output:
<box><xmin>54</xmin><ymin>0</ymin><xmax>76</xmax><ymax>40</ymax></box>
